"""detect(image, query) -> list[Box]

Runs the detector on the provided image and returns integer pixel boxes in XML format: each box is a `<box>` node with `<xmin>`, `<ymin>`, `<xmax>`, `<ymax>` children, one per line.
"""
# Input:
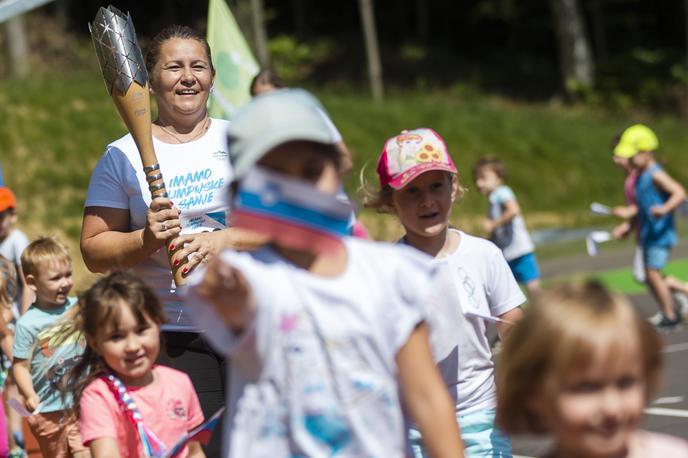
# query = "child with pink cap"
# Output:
<box><xmin>365</xmin><ymin>128</ymin><xmax>525</xmax><ymax>457</ymax></box>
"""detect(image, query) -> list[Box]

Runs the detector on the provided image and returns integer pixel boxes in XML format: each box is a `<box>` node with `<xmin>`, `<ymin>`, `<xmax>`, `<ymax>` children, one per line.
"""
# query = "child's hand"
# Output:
<box><xmin>611</xmin><ymin>205</ymin><xmax>636</xmax><ymax>219</ymax></box>
<box><xmin>650</xmin><ymin>205</ymin><xmax>668</xmax><ymax>217</ymax></box>
<box><xmin>482</xmin><ymin>219</ymin><xmax>496</xmax><ymax>235</ymax></box>
<box><xmin>25</xmin><ymin>394</ymin><xmax>41</xmax><ymax>413</ymax></box>
<box><xmin>611</xmin><ymin>222</ymin><xmax>631</xmax><ymax>240</ymax></box>
<box><xmin>195</xmin><ymin>257</ymin><xmax>254</xmax><ymax>331</ymax></box>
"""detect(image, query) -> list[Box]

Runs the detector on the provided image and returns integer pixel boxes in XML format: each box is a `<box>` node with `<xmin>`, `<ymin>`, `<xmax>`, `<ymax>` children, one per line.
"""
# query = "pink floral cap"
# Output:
<box><xmin>376</xmin><ymin>128</ymin><xmax>457</xmax><ymax>189</ymax></box>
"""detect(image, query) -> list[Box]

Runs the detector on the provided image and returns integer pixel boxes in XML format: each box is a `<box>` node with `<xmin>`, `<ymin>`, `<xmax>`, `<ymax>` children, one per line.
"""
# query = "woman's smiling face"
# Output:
<box><xmin>149</xmin><ymin>37</ymin><xmax>214</xmax><ymax>122</ymax></box>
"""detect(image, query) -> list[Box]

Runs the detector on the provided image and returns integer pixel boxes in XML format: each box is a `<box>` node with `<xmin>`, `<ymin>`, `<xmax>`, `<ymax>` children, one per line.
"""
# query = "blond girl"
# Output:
<box><xmin>497</xmin><ymin>280</ymin><xmax>688</xmax><ymax>457</ymax></box>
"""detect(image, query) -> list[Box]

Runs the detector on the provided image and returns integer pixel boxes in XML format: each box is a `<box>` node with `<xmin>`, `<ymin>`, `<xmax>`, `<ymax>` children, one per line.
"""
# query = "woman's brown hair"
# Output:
<box><xmin>145</xmin><ymin>24</ymin><xmax>215</xmax><ymax>77</ymax></box>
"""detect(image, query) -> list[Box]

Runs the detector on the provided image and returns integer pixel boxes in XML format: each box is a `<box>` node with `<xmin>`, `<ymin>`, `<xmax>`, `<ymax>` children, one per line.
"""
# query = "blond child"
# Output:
<box><xmin>497</xmin><ymin>280</ymin><xmax>688</xmax><ymax>457</ymax></box>
<box><xmin>366</xmin><ymin>128</ymin><xmax>524</xmax><ymax>457</ymax></box>
<box><xmin>12</xmin><ymin>236</ymin><xmax>89</xmax><ymax>457</ymax></box>
<box><xmin>473</xmin><ymin>156</ymin><xmax>541</xmax><ymax>296</ymax></box>
<box><xmin>614</xmin><ymin>124</ymin><xmax>686</xmax><ymax>328</ymax></box>
<box><xmin>185</xmin><ymin>91</ymin><xmax>464</xmax><ymax>457</ymax></box>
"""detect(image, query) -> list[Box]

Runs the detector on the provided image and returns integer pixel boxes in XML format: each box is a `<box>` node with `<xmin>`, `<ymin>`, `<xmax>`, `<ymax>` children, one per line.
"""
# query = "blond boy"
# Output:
<box><xmin>13</xmin><ymin>236</ymin><xmax>89</xmax><ymax>457</ymax></box>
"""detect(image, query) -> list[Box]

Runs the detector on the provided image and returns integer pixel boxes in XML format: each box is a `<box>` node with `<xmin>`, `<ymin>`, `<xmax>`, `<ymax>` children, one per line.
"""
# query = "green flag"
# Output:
<box><xmin>207</xmin><ymin>0</ymin><xmax>260</xmax><ymax>119</ymax></box>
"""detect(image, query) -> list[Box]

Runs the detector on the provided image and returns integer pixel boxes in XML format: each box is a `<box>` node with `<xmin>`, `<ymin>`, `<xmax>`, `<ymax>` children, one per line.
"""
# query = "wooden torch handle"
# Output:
<box><xmin>111</xmin><ymin>82</ymin><xmax>186</xmax><ymax>286</ymax></box>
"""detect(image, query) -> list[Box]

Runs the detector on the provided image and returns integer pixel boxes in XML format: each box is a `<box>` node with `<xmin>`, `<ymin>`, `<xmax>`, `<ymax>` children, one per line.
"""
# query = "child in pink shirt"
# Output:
<box><xmin>63</xmin><ymin>272</ymin><xmax>206</xmax><ymax>458</ymax></box>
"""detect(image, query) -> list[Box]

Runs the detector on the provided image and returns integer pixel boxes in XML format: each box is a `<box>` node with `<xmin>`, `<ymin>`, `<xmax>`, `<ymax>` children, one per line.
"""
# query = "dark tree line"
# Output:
<box><xmin>4</xmin><ymin>0</ymin><xmax>688</xmax><ymax>109</ymax></box>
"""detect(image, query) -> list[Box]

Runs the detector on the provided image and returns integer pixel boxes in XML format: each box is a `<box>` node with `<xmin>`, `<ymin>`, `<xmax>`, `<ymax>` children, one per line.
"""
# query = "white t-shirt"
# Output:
<box><xmin>488</xmin><ymin>185</ymin><xmax>534</xmax><ymax>261</ymax></box>
<box><xmin>184</xmin><ymin>238</ymin><xmax>433</xmax><ymax>458</ymax></box>
<box><xmin>84</xmin><ymin>119</ymin><xmax>233</xmax><ymax>330</ymax></box>
<box><xmin>426</xmin><ymin>229</ymin><xmax>525</xmax><ymax>414</ymax></box>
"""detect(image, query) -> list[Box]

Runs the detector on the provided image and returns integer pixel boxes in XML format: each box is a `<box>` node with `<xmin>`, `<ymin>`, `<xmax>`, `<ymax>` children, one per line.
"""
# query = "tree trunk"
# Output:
<box><xmin>250</xmin><ymin>0</ymin><xmax>269</xmax><ymax>67</ymax></box>
<box><xmin>416</xmin><ymin>0</ymin><xmax>428</xmax><ymax>45</ymax></box>
<box><xmin>550</xmin><ymin>0</ymin><xmax>595</xmax><ymax>99</ymax></box>
<box><xmin>292</xmin><ymin>0</ymin><xmax>306</xmax><ymax>37</ymax></box>
<box><xmin>2</xmin><ymin>15</ymin><xmax>30</xmax><ymax>78</ymax></box>
<box><xmin>588</xmin><ymin>0</ymin><xmax>607</xmax><ymax>60</ymax></box>
<box><xmin>358</xmin><ymin>0</ymin><xmax>384</xmax><ymax>102</ymax></box>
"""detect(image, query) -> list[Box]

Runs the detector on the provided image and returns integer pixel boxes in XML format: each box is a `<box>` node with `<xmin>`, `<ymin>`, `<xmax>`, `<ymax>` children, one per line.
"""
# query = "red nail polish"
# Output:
<box><xmin>182</xmin><ymin>268</ymin><xmax>189</xmax><ymax>275</ymax></box>
<box><xmin>169</xmin><ymin>244</ymin><xmax>175</xmax><ymax>251</ymax></box>
<box><xmin>173</xmin><ymin>259</ymin><xmax>180</xmax><ymax>266</ymax></box>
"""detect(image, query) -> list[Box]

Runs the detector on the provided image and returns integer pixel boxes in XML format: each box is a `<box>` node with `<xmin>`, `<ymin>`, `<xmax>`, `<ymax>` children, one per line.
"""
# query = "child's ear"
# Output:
<box><xmin>24</xmin><ymin>273</ymin><xmax>38</xmax><ymax>293</ymax></box>
<box><xmin>86</xmin><ymin>336</ymin><xmax>99</xmax><ymax>353</ymax></box>
<box><xmin>451</xmin><ymin>175</ymin><xmax>460</xmax><ymax>203</ymax></box>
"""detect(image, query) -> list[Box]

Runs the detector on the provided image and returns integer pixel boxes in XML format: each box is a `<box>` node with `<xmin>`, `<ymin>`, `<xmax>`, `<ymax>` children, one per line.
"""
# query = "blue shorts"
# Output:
<box><xmin>507</xmin><ymin>252</ymin><xmax>540</xmax><ymax>284</ymax></box>
<box><xmin>644</xmin><ymin>245</ymin><xmax>671</xmax><ymax>270</ymax></box>
<box><xmin>409</xmin><ymin>408</ymin><xmax>512</xmax><ymax>457</ymax></box>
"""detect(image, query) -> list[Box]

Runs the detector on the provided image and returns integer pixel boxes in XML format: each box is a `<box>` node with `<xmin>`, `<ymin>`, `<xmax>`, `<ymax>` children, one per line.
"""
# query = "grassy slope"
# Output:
<box><xmin>323</xmin><ymin>90</ymin><xmax>688</xmax><ymax>238</ymax></box>
<box><xmin>3</xmin><ymin>74</ymin><xmax>688</xmax><ymax>286</ymax></box>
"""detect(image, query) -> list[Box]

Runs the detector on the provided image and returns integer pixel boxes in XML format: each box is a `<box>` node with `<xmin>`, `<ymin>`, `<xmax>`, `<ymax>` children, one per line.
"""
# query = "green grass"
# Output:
<box><xmin>5</xmin><ymin>72</ymin><xmax>688</xmax><ymax>285</ymax></box>
<box><xmin>592</xmin><ymin>258</ymin><xmax>688</xmax><ymax>295</ymax></box>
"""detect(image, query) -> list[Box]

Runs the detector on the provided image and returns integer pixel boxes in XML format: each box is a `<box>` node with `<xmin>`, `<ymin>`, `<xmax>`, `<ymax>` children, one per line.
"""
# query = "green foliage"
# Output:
<box><xmin>267</xmin><ymin>35</ymin><xmax>335</xmax><ymax>82</ymax></box>
<box><xmin>0</xmin><ymin>73</ymin><xmax>126</xmax><ymax>240</ymax></box>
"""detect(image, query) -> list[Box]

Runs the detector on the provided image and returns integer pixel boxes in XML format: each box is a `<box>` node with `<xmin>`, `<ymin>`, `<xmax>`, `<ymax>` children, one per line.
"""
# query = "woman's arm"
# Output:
<box><xmin>397</xmin><ymin>324</ymin><xmax>464</xmax><ymax>458</ymax></box>
<box><xmin>89</xmin><ymin>437</ymin><xmax>122</xmax><ymax>458</ymax></box>
<box><xmin>80</xmin><ymin>198</ymin><xmax>181</xmax><ymax>273</ymax></box>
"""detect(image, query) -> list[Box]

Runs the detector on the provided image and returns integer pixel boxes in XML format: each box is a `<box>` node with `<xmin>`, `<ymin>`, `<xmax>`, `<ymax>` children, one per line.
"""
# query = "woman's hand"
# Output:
<box><xmin>172</xmin><ymin>228</ymin><xmax>269</xmax><ymax>277</ymax></box>
<box><xmin>142</xmin><ymin>197</ymin><xmax>182</xmax><ymax>252</ymax></box>
<box><xmin>170</xmin><ymin>231</ymin><xmax>225</xmax><ymax>276</ymax></box>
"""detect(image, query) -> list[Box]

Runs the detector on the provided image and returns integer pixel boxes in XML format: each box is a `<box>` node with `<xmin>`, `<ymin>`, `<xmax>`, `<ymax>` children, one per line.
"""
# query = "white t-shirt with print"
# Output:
<box><xmin>85</xmin><ymin>119</ymin><xmax>232</xmax><ymax>330</ymax></box>
<box><xmin>428</xmin><ymin>229</ymin><xmax>525</xmax><ymax>414</ymax></box>
<box><xmin>488</xmin><ymin>185</ymin><xmax>534</xmax><ymax>261</ymax></box>
<box><xmin>184</xmin><ymin>238</ymin><xmax>433</xmax><ymax>458</ymax></box>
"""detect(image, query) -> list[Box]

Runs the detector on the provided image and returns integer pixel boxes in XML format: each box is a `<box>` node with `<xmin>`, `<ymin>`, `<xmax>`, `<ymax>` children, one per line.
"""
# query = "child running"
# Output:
<box><xmin>185</xmin><ymin>90</ymin><xmax>464</xmax><ymax>457</ymax></box>
<box><xmin>12</xmin><ymin>236</ymin><xmax>88</xmax><ymax>457</ymax></box>
<box><xmin>496</xmin><ymin>280</ymin><xmax>688</xmax><ymax>457</ymax></box>
<box><xmin>613</xmin><ymin>124</ymin><xmax>686</xmax><ymax>329</ymax></box>
<box><xmin>366</xmin><ymin>128</ymin><xmax>524</xmax><ymax>457</ymax></box>
<box><xmin>473</xmin><ymin>156</ymin><xmax>541</xmax><ymax>296</ymax></box>
<box><xmin>63</xmin><ymin>272</ymin><xmax>205</xmax><ymax>458</ymax></box>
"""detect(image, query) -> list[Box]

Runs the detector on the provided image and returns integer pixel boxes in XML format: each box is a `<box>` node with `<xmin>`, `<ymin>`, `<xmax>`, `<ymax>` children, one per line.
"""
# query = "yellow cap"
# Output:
<box><xmin>613</xmin><ymin>124</ymin><xmax>659</xmax><ymax>158</ymax></box>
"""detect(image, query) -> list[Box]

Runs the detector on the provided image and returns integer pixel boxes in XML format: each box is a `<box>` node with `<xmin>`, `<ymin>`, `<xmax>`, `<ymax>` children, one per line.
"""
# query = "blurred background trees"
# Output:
<box><xmin>2</xmin><ymin>0</ymin><xmax>688</xmax><ymax>113</ymax></box>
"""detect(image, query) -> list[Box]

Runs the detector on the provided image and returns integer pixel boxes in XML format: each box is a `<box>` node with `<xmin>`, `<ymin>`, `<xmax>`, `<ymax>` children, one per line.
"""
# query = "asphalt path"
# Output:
<box><xmin>509</xmin><ymin>245</ymin><xmax>688</xmax><ymax>457</ymax></box>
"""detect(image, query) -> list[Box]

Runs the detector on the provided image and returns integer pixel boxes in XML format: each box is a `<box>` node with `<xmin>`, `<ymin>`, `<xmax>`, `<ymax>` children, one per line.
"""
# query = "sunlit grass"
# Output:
<box><xmin>4</xmin><ymin>73</ymin><xmax>688</xmax><ymax>287</ymax></box>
